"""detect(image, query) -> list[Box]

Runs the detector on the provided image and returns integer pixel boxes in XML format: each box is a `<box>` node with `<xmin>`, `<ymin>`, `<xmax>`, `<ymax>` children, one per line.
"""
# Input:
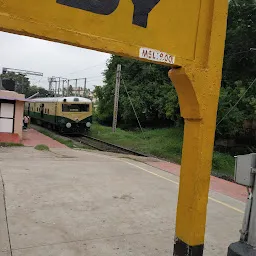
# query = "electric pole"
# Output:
<box><xmin>48</xmin><ymin>77</ymin><xmax>87</xmax><ymax>97</ymax></box>
<box><xmin>58</xmin><ymin>77</ymin><xmax>61</xmax><ymax>96</ymax></box>
<box><xmin>112</xmin><ymin>64</ymin><xmax>121</xmax><ymax>132</ymax></box>
<box><xmin>48</xmin><ymin>76</ymin><xmax>68</xmax><ymax>97</ymax></box>
<box><xmin>75</xmin><ymin>79</ymin><xmax>78</xmax><ymax>96</ymax></box>
<box><xmin>84</xmin><ymin>78</ymin><xmax>87</xmax><ymax>97</ymax></box>
<box><xmin>67</xmin><ymin>80</ymin><xmax>70</xmax><ymax>96</ymax></box>
<box><xmin>62</xmin><ymin>80</ymin><xmax>65</xmax><ymax>96</ymax></box>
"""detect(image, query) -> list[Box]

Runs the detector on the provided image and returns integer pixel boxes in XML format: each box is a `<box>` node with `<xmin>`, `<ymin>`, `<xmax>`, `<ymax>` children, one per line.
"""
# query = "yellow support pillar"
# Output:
<box><xmin>169</xmin><ymin>0</ymin><xmax>229</xmax><ymax>255</ymax></box>
<box><xmin>170</xmin><ymin>68</ymin><xmax>222</xmax><ymax>255</ymax></box>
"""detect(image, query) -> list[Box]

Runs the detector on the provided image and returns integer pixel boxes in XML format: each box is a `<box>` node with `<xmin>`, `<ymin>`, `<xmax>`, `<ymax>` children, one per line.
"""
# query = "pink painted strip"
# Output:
<box><xmin>22</xmin><ymin>129</ymin><xmax>67</xmax><ymax>148</ymax></box>
<box><xmin>0</xmin><ymin>133</ymin><xmax>21</xmax><ymax>143</ymax></box>
<box><xmin>146</xmin><ymin>161</ymin><xmax>247</xmax><ymax>202</ymax></box>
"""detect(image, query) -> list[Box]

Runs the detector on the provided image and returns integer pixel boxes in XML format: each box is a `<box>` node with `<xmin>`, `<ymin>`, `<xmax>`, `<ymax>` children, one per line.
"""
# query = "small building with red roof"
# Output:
<box><xmin>0</xmin><ymin>90</ymin><xmax>27</xmax><ymax>143</ymax></box>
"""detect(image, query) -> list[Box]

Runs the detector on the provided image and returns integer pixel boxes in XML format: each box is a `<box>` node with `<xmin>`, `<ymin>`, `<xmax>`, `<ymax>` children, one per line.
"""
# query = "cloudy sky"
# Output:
<box><xmin>0</xmin><ymin>31</ymin><xmax>110</xmax><ymax>90</ymax></box>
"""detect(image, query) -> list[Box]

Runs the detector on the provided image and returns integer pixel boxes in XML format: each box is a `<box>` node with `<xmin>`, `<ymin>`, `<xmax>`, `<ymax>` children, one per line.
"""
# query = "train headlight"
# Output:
<box><xmin>66</xmin><ymin>122</ymin><xmax>72</xmax><ymax>128</ymax></box>
<box><xmin>86</xmin><ymin>122</ymin><xmax>91</xmax><ymax>128</ymax></box>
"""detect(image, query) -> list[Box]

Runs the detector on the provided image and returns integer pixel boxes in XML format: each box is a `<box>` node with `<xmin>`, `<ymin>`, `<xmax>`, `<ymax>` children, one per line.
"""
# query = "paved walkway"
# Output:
<box><xmin>22</xmin><ymin>129</ymin><xmax>67</xmax><ymax>148</ymax></box>
<box><xmin>0</xmin><ymin>147</ymin><xmax>244</xmax><ymax>256</ymax></box>
<box><xmin>146</xmin><ymin>161</ymin><xmax>247</xmax><ymax>202</ymax></box>
<box><xmin>22</xmin><ymin>128</ymin><xmax>247</xmax><ymax>202</ymax></box>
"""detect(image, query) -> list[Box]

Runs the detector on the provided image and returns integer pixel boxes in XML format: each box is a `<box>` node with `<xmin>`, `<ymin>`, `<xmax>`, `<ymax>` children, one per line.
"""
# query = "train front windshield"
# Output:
<box><xmin>62</xmin><ymin>104</ymin><xmax>89</xmax><ymax>112</ymax></box>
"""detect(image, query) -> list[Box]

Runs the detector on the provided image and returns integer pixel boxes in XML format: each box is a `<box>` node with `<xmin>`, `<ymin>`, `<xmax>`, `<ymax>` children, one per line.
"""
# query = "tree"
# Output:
<box><xmin>0</xmin><ymin>72</ymin><xmax>51</xmax><ymax>98</ymax></box>
<box><xmin>216</xmin><ymin>0</ymin><xmax>256</xmax><ymax>139</ymax></box>
<box><xmin>83</xmin><ymin>88</ymin><xmax>92</xmax><ymax>99</ymax></box>
<box><xmin>0</xmin><ymin>72</ymin><xmax>30</xmax><ymax>95</ymax></box>
<box><xmin>96</xmin><ymin>0</ymin><xmax>256</xmax><ymax>142</ymax></box>
<box><xmin>222</xmin><ymin>0</ymin><xmax>256</xmax><ymax>84</ymax></box>
<box><xmin>95</xmin><ymin>55</ymin><xmax>180</xmax><ymax>127</ymax></box>
<box><xmin>37</xmin><ymin>87</ymin><xmax>51</xmax><ymax>97</ymax></box>
<box><xmin>27</xmin><ymin>85</ymin><xmax>50</xmax><ymax>98</ymax></box>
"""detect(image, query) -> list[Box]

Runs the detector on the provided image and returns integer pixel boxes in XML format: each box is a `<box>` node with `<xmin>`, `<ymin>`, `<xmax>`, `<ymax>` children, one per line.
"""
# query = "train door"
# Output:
<box><xmin>40</xmin><ymin>104</ymin><xmax>44</xmax><ymax>118</ymax></box>
<box><xmin>54</xmin><ymin>103</ymin><xmax>57</xmax><ymax>125</ymax></box>
<box><xmin>28</xmin><ymin>103</ymin><xmax>30</xmax><ymax>116</ymax></box>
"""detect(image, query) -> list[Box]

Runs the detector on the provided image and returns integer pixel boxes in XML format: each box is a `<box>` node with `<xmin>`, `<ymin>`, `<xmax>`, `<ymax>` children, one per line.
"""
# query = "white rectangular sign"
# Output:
<box><xmin>0</xmin><ymin>103</ymin><xmax>14</xmax><ymax>118</ymax></box>
<box><xmin>139</xmin><ymin>48</ymin><xmax>175</xmax><ymax>65</ymax></box>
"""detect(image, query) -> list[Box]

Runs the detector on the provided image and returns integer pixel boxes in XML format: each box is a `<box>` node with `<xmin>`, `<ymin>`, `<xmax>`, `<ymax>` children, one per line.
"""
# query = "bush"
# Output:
<box><xmin>34</xmin><ymin>144</ymin><xmax>49</xmax><ymax>151</ymax></box>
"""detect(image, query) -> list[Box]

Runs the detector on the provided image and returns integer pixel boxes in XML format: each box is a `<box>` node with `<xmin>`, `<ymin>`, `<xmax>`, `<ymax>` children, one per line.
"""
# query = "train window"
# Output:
<box><xmin>48</xmin><ymin>109</ymin><xmax>49</xmax><ymax>114</ymax></box>
<box><xmin>62</xmin><ymin>104</ymin><xmax>89</xmax><ymax>112</ymax></box>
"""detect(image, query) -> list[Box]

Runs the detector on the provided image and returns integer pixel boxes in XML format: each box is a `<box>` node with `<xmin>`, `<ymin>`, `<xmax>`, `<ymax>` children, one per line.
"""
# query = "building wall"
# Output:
<box><xmin>14</xmin><ymin>101</ymin><xmax>24</xmax><ymax>138</ymax></box>
<box><xmin>0</xmin><ymin>90</ymin><xmax>25</xmax><ymax>100</ymax></box>
<box><xmin>0</xmin><ymin>90</ymin><xmax>25</xmax><ymax>140</ymax></box>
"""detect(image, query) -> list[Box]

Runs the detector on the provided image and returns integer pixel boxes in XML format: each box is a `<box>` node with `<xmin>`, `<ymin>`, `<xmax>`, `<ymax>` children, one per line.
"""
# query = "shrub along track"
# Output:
<box><xmin>31</xmin><ymin>124</ymin><xmax>148</xmax><ymax>156</ymax></box>
<box><xmin>70</xmin><ymin>135</ymin><xmax>149</xmax><ymax>157</ymax></box>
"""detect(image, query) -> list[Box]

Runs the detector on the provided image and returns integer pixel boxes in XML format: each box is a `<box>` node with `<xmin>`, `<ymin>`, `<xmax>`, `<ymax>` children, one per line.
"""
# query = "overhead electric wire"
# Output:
<box><xmin>86</xmin><ymin>77</ymin><xmax>104</xmax><ymax>82</ymax></box>
<box><xmin>86</xmin><ymin>74</ymin><xmax>104</xmax><ymax>79</ymax></box>
<box><xmin>121</xmin><ymin>76</ymin><xmax>145</xmax><ymax>139</ymax></box>
<box><xmin>217</xmin><ymin>77</ymin><xmax>256</xmax><ymax>126</ymax></box>
<box><xmin>67</xmin><ymin>62</ymin><xmax>107</xmax><ymax>75</ymax></box>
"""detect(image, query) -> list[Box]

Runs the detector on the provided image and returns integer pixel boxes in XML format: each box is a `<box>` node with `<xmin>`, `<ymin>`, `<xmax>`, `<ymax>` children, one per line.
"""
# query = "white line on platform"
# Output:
<box><xmin>122</xmin><ymin>160</ymin><xmax>245</xmax><ymax>214</ymax></box>
<box><xmin>72</xmin><ymin>150</ymin><xmax>244</xmax><ymax>214</ymax></box>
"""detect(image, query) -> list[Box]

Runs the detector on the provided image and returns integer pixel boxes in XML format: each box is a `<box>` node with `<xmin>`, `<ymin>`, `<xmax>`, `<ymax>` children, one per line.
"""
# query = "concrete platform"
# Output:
<box><xmin>0</xmin><ymin>147</ymin><xmax>245</xmax><ymax>255</ymax></box>
<box><xmin>22</xmin><ymin>129</ymin><xmax>67</xmax><ymax>148</ymax></box>
<box><xmin>147</xmin><ymin>161</ymin><xmax>247</xmax><ymax>202</ymax></box>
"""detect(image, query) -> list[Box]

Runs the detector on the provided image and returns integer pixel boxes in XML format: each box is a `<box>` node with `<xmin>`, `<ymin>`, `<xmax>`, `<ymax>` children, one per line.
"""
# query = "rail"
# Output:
<box><xmin>72</xmin><ymin>135</ymin><xmax>148</xmax><ymax>157</ymax></box>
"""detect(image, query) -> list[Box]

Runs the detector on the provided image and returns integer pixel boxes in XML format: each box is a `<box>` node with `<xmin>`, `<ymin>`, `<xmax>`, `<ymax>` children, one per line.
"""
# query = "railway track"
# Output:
<box><xmin>31</xmin><ymin>124</ymin><xmax>148</xmax><ymax>157</ymax></box>
<box><xmin>72</xmin><ymin>135</ymin><xmax>148</xmax><ymax>157</ymax></box>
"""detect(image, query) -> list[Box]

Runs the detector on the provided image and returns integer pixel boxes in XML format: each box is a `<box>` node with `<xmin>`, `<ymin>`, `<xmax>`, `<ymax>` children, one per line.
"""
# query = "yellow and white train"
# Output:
<box><xmin>25</xmin><ymin>96</ymin><xmax>92</xmax><ymax>134</ymax></box>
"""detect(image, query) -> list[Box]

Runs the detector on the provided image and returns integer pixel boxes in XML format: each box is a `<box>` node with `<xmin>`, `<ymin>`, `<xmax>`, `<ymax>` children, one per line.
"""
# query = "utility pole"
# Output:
<box><xmin>62</xmin><ymin>80</ymin><xmax>65</xmax><ymax>97</ymax></box>
<box><xmin>48</xmin><ymin>77</ymin><xmax>53</xmax><ymax>95</ymax></box>
<box><xmin>58</xmin><ymin>77</ymin><xmax>61</xmax><ymax>96</ymax></box>
<box><xmin>48</xmin><ymin>76</ymin><xmax>68</xmax><ymax>97</ymax></box>
<box><xmin>84</xmin><ymin>78</ymin><xmax>87</xmax><ymax>97</ymax></box>
<box><xmin>112</xmin><ymin>64</ymin><xmax>121</xmax><ymax>132</ymax></box>
<box><xmin>75</xmin><ymin>79</ymin><xmax>78</xmax><ymax>96</ymax></box>
<box><xmin>67</xmin><ymin>80</ymin><xmax>70</xmax><ymax>96</ymax></box>
<box><xmin>48</xmin><ymin>77</ymin><xmax>86</xmax><ymax>97</ymax></box>
<box><xmin>54</xmin><ymin>80</ymin><xmax>57</xmax><ymax>97</ymax></box>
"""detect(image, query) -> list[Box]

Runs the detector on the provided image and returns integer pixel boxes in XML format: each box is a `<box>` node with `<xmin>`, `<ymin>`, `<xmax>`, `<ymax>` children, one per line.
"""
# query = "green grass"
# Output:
<box><xmin>90</xmin><ymin>123</ymin><xmax>235</xmax><ymax>177</ymax></box>
<box><xmin>212</xmin><ymin>152</ymin><xmax>235</xmax><ymax>177</ymax></box>
<box><xmin>91</xmin><ymin>123</ymin><xmax>183</xmax><ymax>163</ymax></box>
<box><xmin>0</xmin><ymin>142</ymin><xmax>24</xmax><ymax>147</ymax></box>
<box><xmin>34</xmin><ymin>144</ymin><xmax>50</xmax><ymax>151</ymax></box>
